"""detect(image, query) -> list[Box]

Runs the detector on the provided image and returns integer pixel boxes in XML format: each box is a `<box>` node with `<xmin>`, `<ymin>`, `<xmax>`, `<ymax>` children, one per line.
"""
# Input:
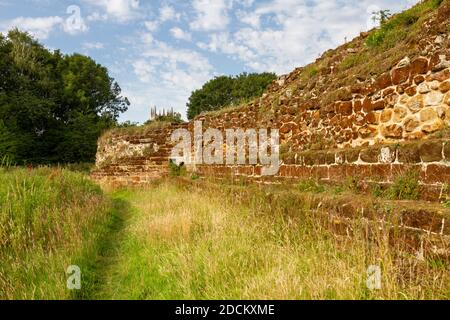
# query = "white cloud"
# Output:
<box><xmin>126</xmin><ymin>33</ymin><xmax>214</xmax><ymax>120</ymax></box>
<box><xmin>83</xmin><ymin>41</ymin><xmax>105</xmax><ymax>50</ymax></box>
<box><xmin>83</xmin><ymin>0</ymin><xmax>141</xmax><ymax>22</ymax></box>
<box><xmin>170</xmin><ymin>27</ymin><xmax>192</xmax><ymax>41</ymax></box>
<box><xmin>160</xmin><ymin>5</ymin><xmax>180</xmax><ymax>22</ymax></box>
<box><xmin>199</xmin><ymin>0</ymin><xmax>421</xmax><ymax>74</ymax></box>
<box><xmin>190</xmin><ymin>0</ymin><xmax>232</xmax><ymax>31</ymax></box>
<box><xmin>0</xmin><ymin>16</ymin><xmax>63</xmax><ymax>39</ymax></box>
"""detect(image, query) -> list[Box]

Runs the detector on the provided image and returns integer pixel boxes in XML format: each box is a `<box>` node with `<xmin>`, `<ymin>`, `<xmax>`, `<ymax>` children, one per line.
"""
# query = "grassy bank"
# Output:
<box><xmin>0</xmin><ymin>169</ymin><xmax>447</xmax><ymax>300</ymax></box>
<box><xmin>0</xmin><ymin>167</ymin><xmax>117</xmax><ymax>300</ymax></box>
<box><xmin>95</xmin><ymin>179</ymin><xmax>449</xmax><ymax>300</ymax></box>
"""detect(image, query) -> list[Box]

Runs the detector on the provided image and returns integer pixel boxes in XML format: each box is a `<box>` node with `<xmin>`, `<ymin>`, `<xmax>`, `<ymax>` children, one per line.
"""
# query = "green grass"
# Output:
<box><xmin>94</xmin><ymin>179</ymin><xmax>448</xmax><ymax>300</ymax></box>
<box><xmin>0</xmin><ymin>169</ymin><xmax>447</xmax><ymax>300</ymax></box>
<box><xmin>0</xmin><ymin>167</ymin><xmax>116</xmax><ymax>299</ymax></box>
<box><xmin>366</xmin><ymin>0</ymin><xmax>444</xmax><ymax>48</ymax></box>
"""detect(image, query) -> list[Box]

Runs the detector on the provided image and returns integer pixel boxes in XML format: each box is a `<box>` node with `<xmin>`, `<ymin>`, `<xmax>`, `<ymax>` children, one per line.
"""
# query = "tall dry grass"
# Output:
<box><xmin>0</xmin><ymin>167</ymin><xmax>113</xmax><ymax>300</ymax></box>
<box><xmin>97</xmin><ymin>179</ymin><xmax>449</xmax><ymax>300</ymax></box>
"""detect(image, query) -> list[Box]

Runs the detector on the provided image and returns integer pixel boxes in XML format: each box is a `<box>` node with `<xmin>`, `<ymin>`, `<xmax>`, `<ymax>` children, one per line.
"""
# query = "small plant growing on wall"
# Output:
<box><xmin>168</xmin><ymin>159</ymin><xmax>186</xmax><ymax>177</ymax></box>
<box><xmin>385</xmin><ymin>170</ymin><xmax>421</xmax><ymax>201</ymax></box>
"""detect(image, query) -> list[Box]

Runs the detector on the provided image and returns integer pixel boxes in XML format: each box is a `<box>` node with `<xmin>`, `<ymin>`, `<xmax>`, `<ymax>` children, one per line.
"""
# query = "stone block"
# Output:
<box><xmin>410</xmin><ymin>57</ymin><xmax>429</xmax><ymax>75</ymax></box>
<box><xmin>360</xmin><ymin>147</ymin><xmax>380</xmax><ymax>163</ymax></box>
<box><xmin>392</xmin><ymin>65</ymin><xmax>410</xmax><ymax>85</ymax></box>
<box><xmin>398</xmin><ymin>143</ymin><xmax>421</xmax><ymax>163</ymax></box>
<box><xmin>419</xmin><ymin>140</ymin><xmax>443</xmax><ymax>162</ymax></box>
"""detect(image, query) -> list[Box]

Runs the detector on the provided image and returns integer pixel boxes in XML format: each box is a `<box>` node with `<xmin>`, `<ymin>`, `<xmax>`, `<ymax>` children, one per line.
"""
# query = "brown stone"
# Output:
<box><xmin>445</xmin><ymin>92</ymin><xmax>450</xmax><ymax>106</ymax></box>
<box><xmin>424</xmin><ymin>164</ymin><xmax>450</xmax><ymax>184</ymax></box>
<box><xmin>421</xmin><ymin>119</ymin><xmax>444</xmax><ymax>133</ymax></box>
<box><xmin>346</xmin><ymin>149</ymin><xmax>360</xmax><ymax>163</ymax></box>
<box><xmin>419</xmin><ymin>141</ymin><xmax>443</xmax><ymax>162</ymax></box>
<box><xmin>393</xmin><ymin>106</ymin><xmax>408</xmax><ymax>122</ymax></box>
<box><xmin>391</xmin><ymin>66</ymin><xmax>410</xmax><ymax>85</ymax></box>
<box><xmin>365</xmin><ymin>112</ymin><xmax>379</xmax><ymax>124</ymax></box>
<box><xmin>372</xmin><ymin>100</ymin><xmax>386</xmax><ymax>111</ymax></box>
<box><xmin>385</xmin><ymin>93</ymin><xmax>399</xmax><ymax>107</ymax></box>
<box><xmin>419</xmin><ymin>108</ymin><xmax>438</xmax><ymax>122</ymax></box>
<box><xmin>439</xmin><ymin>81</ymin><xmax>450</xmax><ymax>93</ymax></box>
<box><xmin>354</xmin><ymin>100</ymin><xmax>362</xmax><ymax>112</ymax></box>
<box><xmin>362</xmin><ymin>97</ymin><xmax>372</xmax><ymax>113</ymax></box>
<box><xmin>405</xmin><ymin>86</ymin><xmax>417</xmax><ymax>96</ymax></box>
<box><xmin>413</xmin><ymin>75</ymin><xmax>425</xmax><ymax>85</ymax></box>
<box><xmin>381</xmin><ymin>109</ymin><xmax>393</xmax><ymax>123</ymax></box>
<box><xmin>404</xmin><ymin>117</ymin><xmax>420</xmax><ymax>132</ymax></box>
<box><xmin>398</xmin><ymin>143</ymin><xmax>421</xmax><ymax>163</ymax></box>
<box><xmin>410</xmin><ymin>57</ymin><xmax>429</xmax><ymax>75</ymax></box>
<box><xmin>426</xmin><ymin>69</ymin><xmax>450</xmax><ymax>82</ymax></box>
<box><xmin>444</xmin><ymin>142</ymin><xmax>450</xmax><ymax>160</ymax></box>
<box><xmin>360</xmin><ymin>147</ymin><xmax>380</xmax><ymax>163</ymax></box>
<box><xmin>336</xmin><ymin>101</ymin><xmax>353</xmax><ymax>115</ymax></box>
<box><xmin>358</xmin><ymin>125</ymin><xmax>378</xmax><ymax>138</ymax></box>
<box><xmin>382</xmin><ymin>124</ymin><xmax>403</xmax><ymax>139</ymax></box>
<box><xmin>404</xmin><ymin>131</ymin><xmax>425</xmax><ymax>140</ymax></box>
<box><xmin>406</xmin><ymin>95</ymin><xmax>424</xmax><ymax>113</ymax></box>
<box><xmin>375</xmin><ymin>72</ymin><xmax>392</xmax><ymax>90</ymax></box>
<box><xmin>382</xmin><ymin>87</ymin><xmax>395</xmax><ymax>98</ymax></box>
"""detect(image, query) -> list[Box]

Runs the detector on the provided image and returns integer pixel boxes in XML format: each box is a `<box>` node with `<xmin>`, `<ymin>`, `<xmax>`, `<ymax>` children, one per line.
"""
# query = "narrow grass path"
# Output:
<box><xmin>77</xmin><ymin>190</ymin><xmax>134</xmax><ymax>300</ymax></box>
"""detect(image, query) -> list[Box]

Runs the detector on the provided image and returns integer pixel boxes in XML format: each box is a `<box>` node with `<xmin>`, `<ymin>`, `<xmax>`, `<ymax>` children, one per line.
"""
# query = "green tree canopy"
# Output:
<box><xmin>187</xmin><ymin>72</ymin><xmax>277</xmax><ymax>120</ymax></box>
<box><xmin>0</xmin><ymin>29</ymin><xmax>129</xmax><ymax>164</ymax></box>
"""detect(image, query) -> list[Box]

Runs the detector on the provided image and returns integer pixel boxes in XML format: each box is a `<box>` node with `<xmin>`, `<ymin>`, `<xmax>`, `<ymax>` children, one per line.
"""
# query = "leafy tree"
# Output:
<box><xmin>0</xmin><ymin>29</ymin><xmax>129</xmax><ymax>164</ymax></box>
<box><xmin>187</xmin><ymin>72</ymin><xmax>276</xmax><ymax>119</ymax></box>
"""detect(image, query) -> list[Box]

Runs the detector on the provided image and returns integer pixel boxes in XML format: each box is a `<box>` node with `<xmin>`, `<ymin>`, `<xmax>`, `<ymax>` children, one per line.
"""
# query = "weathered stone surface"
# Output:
<box><xmin>406</xmin><ymin>95</ymin><xmax>424</xmax><ymax>113</ymax></box>
<box><xmin>398</xmin><ymin>144</ymin><xmax>421</xmax><ymax>163</ymax></box>
<box><xmin>336</xmin><ymin>101</ymin><xmax>353</xmax><ymax>115</ymax></box>
<box><xmin>381</xmin><ymin>109</ymin><xmax>393</xmax><ymax>123</ymax></box>
<box><xmin>405</xmin><ymin>86</ymin><xmax>417</xmax><ymax>96</ymax></box>
<box><xmin>417</xmin><ymin>82</ymin><xmax>430</xmax><ymax>94</ymax></box>
<box><xmin>374</xmin><ymin>72</ymin><xmax>392</xmax><ymax>90</ymax></box>
<box><xmin>419</xmin><ymin>141</ymin><xmax>443</xmax><ymax>162</ymax></box>
<box><xmin>439</xmin><ymin>81</ymin><xmax>450</xmax><ymax>93</ymax></box>
<box><xmin>404</xmin><ymin>117</ymin><xmax>420</xmax><ymax>132</ymax></box>
<box><xmin>358</xmin><ymin>125</ymin><xmax>377</xmax><ymax>138</ymax></box>
<box><xmin>393</xmin><ymin>106</ymin><xmax>408</xmax><ymax>122</ymax></box>
<box><xmin>444</xmin><ymin>142</ymin><xmax>450</xmax><ymax>160</ymax></box>
<box><xmin>414</xmin><ymin>75</ymin><xmax>425</xmax><ymax>85</ymax></box>
<box><xmin>372</xmin><ymin>100</ymin><xmax>386</xmax><ymax>111</ymax></box>
<box><xmin>426</xmin><ymin>69</ymin><xmax>450</xmax><ymax>82</ymax></box>
<box><xmin>410</xmin><ymin>57</ymin><xmax>429</xmax><ymax>75</ymax></box>
<box><xmin>445</xmin><ymin>92</ymin><xmax>450</xmax><ymax>105</ymax></box>
<box><xmin>422</xmin><ymin>119</ymin><xmax>444</xmax><ymax>133</ymax></box>
<box><xmin>424</xmin><ymin>91</ymin><xmax>443</xmax><ymax>106</ymax></box>
<box><xmin>365</xmin><ymin>112</ymin><xmax>378</xmax><ymax>124</ymax></box>
<box><xmin>360</xmin><ymin>147</ymin><xmax>380</xmax><ymax>163</ymax></box>
<box><xmin>420</xmin><ymin>108</ymin><xmax>438</xmax><ymax>122</ymax></box>
<box><xmin>382</xmin><ymin>124</ymin><xmax>403</xmax><ymax>139</ymax></box>
<box><xmin>392</xmin><ymin>66</ymin><xmax>410</xmax><ymax>85</ymax></box>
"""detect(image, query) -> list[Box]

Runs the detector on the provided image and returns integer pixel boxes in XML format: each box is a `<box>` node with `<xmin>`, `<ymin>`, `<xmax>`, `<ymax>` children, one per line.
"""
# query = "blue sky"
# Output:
<box><xmin>0</xmin><ymin>0</ymin><xmax>419</xmax><ymax>123</ymax></box>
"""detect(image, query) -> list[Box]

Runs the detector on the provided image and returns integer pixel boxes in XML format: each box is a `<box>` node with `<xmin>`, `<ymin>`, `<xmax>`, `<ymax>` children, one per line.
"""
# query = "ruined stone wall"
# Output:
<box><xmin>92</xmin><ymin>2</ymin><xmax>450</xmax><ymax>194</ymax></box>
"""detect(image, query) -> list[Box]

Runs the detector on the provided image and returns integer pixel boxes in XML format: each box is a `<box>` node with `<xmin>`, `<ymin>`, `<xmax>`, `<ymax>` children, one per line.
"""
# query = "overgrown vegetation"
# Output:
<box><xmin>187</xmin><ymin>72</ymin><xmax>277</xmax><ymax>119</ymax></box>
<box><xmin>366</xmin><ymin>0</ymin><xmax>444</xmax><ymax>48</ymax></box>
<box><xmin>0</xmin><ymin>167</ymin><xmax>116</xmax><ymax>299</ymax></box>
<box><xmin>93</xmin><ymin>179</ymin><xmax>448</xmax><ymax>300</ymax></box>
